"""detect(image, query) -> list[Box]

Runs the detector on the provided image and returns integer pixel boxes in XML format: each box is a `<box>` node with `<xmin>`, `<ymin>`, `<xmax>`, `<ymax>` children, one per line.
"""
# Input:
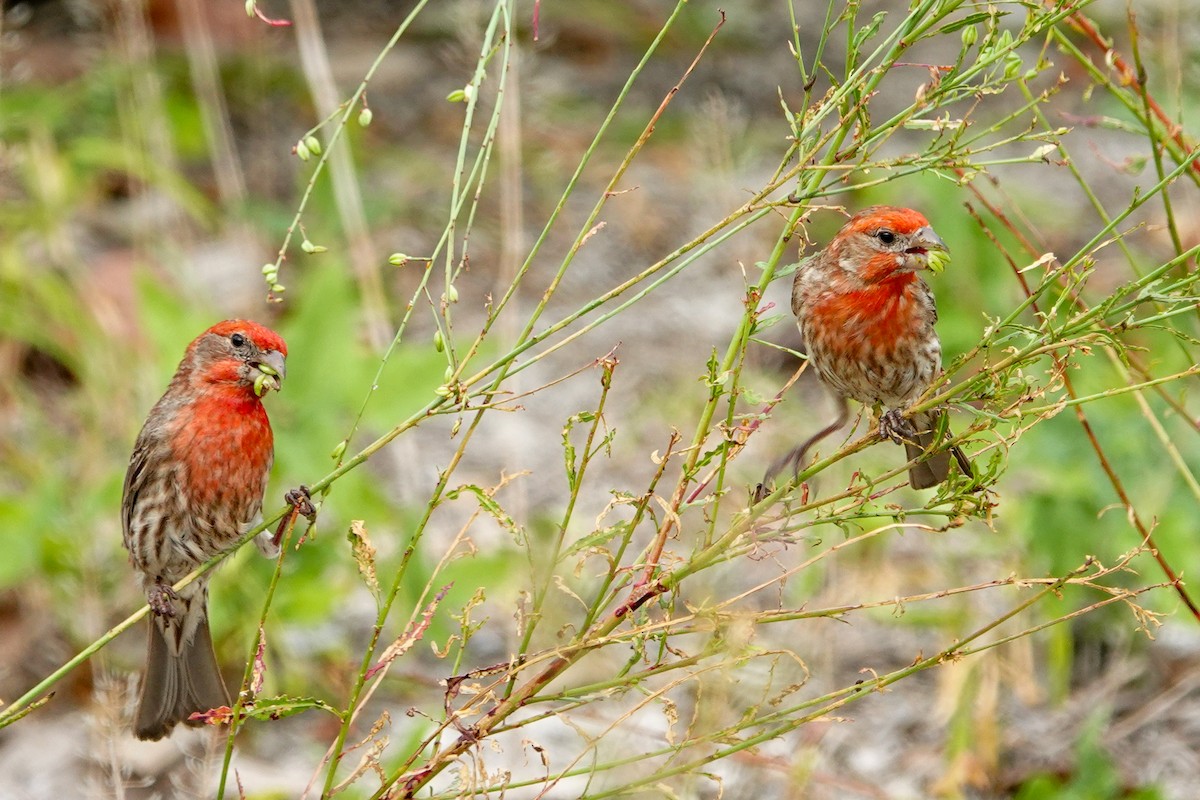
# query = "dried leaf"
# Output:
<box><xmin>367</xmin><ymin>584</ymin><xmax>452</xmax><ymax>680</ymax></box>
<box><xmin>331</xmin><ymin>735</ymin><xmax>389</xmax><ymax>794</ymax></box>
<box><xmin>251</xmin><ymin>627</ymin><xmax>268</xmax><ymax>696</ymax></box>
<box><xmin>553</xmin><ymin>574</ymin><xmax>587</xmax><ymax>610</ymax></box>
<box><xmin>662</xmin><ymin>697</ymin><xmax>679</xmax><ymax>745</ymax></box>
<box><xmin>188</xmin><ymin>705</ymin><xmax>235</xmax><ymax>727</ymax></box>
<box><xmin>347</xmin><ymin>520</ymin><xmax>380</xmax><ymax>599</ymax></box>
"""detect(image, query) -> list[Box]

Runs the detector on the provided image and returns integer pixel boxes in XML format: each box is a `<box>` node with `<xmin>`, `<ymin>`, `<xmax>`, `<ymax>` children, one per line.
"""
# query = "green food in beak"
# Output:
<box><xmin>251</xmin><ymin>350</ymin><xmax>286</xmax><ymax>397</ymax></box>
<box><xmin>912</xmin><ymin>226</ymin><xmax>950</xmax><ymax>274</ymax></box>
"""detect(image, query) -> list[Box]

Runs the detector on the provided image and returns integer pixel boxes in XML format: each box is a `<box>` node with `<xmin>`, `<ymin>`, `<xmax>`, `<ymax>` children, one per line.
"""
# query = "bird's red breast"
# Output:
<box><xmin>169</xmin><ymin>389</ymin><xmax>274</xmax><ymax>511</ymax></box>
<box><xmin>804</xmin><ymin>264</ymin><xmax>924</xmax><ymax>354</ymax></box>
<box><xmin>165</xmin><ymin>320</ymin><xmax>283</xmax><ymax>513</ymax></box>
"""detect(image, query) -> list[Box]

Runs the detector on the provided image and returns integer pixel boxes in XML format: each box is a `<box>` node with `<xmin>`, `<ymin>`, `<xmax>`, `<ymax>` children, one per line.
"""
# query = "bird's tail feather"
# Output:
<box><xmin>905</xmin><ymin>410</ymin><xmax>972</xmax><ymax>490</ymax></box>
<box><xmin>134</xmin><ymin>609</ymin><xmax>230</xmax><ymax>741</ymax></box>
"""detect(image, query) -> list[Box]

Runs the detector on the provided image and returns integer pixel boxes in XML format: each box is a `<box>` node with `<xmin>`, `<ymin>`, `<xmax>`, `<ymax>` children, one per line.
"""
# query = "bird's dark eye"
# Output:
<box><xmin>876</xmin><ymin>229</ymin><xmax>896</xmax><ymax>245</ymax></box>
<box><xmin>230</xmin><ymin>333</ymin><xmax>247</xmax><ymax>348</ymax></box>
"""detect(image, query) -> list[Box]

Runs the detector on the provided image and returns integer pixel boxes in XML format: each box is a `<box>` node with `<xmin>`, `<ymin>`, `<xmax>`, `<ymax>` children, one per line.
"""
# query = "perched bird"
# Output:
<box><xmin>122</xmin><ymin>320</ymin><xmax>287</xmax><ymax>740</ymax></box>
<box><xmin>775</xmin><ymin>205</ymin><xmax>971</xmax><ymax>490</ymax></box>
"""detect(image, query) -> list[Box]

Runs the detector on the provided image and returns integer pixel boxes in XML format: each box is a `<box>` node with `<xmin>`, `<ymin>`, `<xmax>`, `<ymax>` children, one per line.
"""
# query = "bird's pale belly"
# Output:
<box><xmin>808</xmin><ymin>324</ymin><xmax>940</xmax><ymax>409</ymax></box>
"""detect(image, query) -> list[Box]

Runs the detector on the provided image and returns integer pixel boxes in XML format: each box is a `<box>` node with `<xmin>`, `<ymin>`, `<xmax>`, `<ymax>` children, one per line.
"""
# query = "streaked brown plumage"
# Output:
<box><xmin>789</xmin><ymin>206</ymin><xmax>971</xmax><ymax>488</ymax></box>
<box><xmin>122</xmin><ymin>320</ymin><xmax>286</xmax><ymax>740</ymax></box>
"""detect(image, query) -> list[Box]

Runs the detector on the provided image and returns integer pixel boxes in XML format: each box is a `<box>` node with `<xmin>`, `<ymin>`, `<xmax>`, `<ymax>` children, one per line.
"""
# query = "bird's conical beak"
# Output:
<box><xmin>911</xmin><ymin>226</ymin><xmax>950</xmax><ymax>273</ymax></box>
<box><xmin>251</xmin><ymin>350</ymin><xmax>286</xmax><ymax>397</ymax></box>
<box><xmin>914</xmin><ymin>226</ymin><xmax>948</xmax><ymax>253</ymax></box>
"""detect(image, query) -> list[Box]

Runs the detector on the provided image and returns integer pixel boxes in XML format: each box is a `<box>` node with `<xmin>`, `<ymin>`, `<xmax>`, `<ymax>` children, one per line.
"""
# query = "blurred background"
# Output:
<box><xmin>1</xmin><ymin>0</ymin><xmax>1199</xmax><ymax>798</ymax></box>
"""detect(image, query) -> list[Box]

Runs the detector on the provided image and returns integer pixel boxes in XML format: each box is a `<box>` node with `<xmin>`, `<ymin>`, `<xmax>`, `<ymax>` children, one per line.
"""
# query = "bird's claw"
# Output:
<box><xmin>271</xmin><ymin>485</ymin><xmax>317</xmax><ymax>549</ymax></box>
<box><xmin>878</xmin><ymin>408</ymin><xmax>917</xmax><ymax>445</ymax></box>
<box><xmin>147</xmin><ymin>580</ymin><xmax>179</xmax><ymax>618</ymax></box>
<box><xmin>285</xmin><ymin>485</ymin><xmax>317</xmax><ymax>523</ymax></box>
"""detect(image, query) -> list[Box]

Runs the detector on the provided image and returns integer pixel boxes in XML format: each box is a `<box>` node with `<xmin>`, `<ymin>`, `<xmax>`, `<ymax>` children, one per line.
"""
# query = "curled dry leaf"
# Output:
<box><xmin>347</xmin><ymin>520</ymin><xmax>380</xmax><ymax>599</ymax></box>
<box><xmin>366</xmin><ymin>584</ymin><xmax>452</xmax><ymax>681</ymax></box>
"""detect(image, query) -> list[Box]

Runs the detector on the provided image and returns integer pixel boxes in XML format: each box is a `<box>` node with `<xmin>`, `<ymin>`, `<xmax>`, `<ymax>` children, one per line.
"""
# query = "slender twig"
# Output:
<box><xmin>1054</xmin><ymin>1</ymin><xmax>1199</xmax><ymax>178</ymax></box>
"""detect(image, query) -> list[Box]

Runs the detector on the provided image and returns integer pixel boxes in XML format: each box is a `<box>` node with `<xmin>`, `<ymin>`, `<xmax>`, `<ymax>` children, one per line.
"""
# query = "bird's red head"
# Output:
<box><xmin>184</xmin><ymin>319</ymin><xmax>288</xmax><ymax>398</ymax></box>
<box><xmin>829</xmin><ymin>205</ymin><xmax>948</xmax><ymax>283</ymax></box>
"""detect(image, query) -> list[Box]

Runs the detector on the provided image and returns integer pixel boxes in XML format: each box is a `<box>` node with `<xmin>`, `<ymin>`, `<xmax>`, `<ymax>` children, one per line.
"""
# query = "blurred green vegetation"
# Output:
<box><xmin>1015</xmin><ymin>709</ymin><xmax>1166</xmax><ymax>799</ymax></box>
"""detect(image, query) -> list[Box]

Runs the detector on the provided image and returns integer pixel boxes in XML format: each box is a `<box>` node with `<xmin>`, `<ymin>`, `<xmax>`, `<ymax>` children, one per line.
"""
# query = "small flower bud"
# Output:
<box><xmin>271</xmin><ymin>283</ymin><xmax>286</xmax><ymax>293</ymax></box>
<box><xmin>330</xmin><ymin>440</ymin><xmax>348</xmax><ymax>461</ymax></box>
<box><xmin>1003</xmin><ymin>52</ymin><xmax>1023</xmax><ymax>80</ymax></box>
<box><xmin>304</xmin><ymin>135</ymin><xmax>322</xmax><ymax>155</ymax></box>
<box><xmin>388</xmin><ymin>253</ymin><xmax>409</xmax><ymax>266</ymax></box>
<box><xmin>433</xmin><ymin>329</ymin><xmax>444</xmax><ymax>352</ymax></box>
<box><xmin>261</xmin><ymin>263</ymin><xmax>277</xmax><ymax>275</ymax></box>
<box><xmin>446</xmin><ymin>89</ymin><xmax>467</xmax><ymax>103</ymax></box>
<box><xmin>960</xmin><ymin>24</ymin><xmax>977</xmax><ymax>47</ymax></box>
<box><xmin>245</xmin><ymin>0</ymin><xmax>256</xmax><ymax>18</ymax></box>
<box><xmin>444</xmin><ymin>284</ymin><xmax>459</xmax><ymax>304</ymax></box>
<box><xmin>358</xmin><ymin>107</ymin><xmax>373</xmax><ymax>127</ymax></box>
<box><xmin>295</xmin><ymin>140</ymin><xmax>311</xmax><ymax>161</ymax></box>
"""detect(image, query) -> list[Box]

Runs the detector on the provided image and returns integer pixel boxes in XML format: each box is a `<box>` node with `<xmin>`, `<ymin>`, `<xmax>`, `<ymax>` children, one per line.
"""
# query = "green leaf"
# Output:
<box><xmin>851</xmin><ymin>12</ymin><xmax>887</xmax><ymax>50</ymax></box>
<box><xmin>938</xmin><ymin>11</ymin><xmax>1001</xmax><ymax>34</ymax></box>
<box><xmin>563</xmin><ymin>523</ymin><xmax>629</xmax><ymax>558</ymax></box>
<box><xmin>244</xmin><ymin>695</ymin><xmax>342</xmax><ymax>722</ymax></box>
<box><xmin>446</xmin><ymin>484</ymin><xmax>523</xmax><ymax>543</ymax></box>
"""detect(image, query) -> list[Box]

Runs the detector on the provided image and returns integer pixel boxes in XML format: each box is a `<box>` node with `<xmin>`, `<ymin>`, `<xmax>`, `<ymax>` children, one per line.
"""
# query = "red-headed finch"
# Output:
<box><xmin>122</xmin><ymin>320</ymin><xmax>286</xmax><ymax>740</ymax></box>
<box><xmin>787</xmin><ymin>206</ymin><xmax>971</xmax><ymax>489</ymax></box>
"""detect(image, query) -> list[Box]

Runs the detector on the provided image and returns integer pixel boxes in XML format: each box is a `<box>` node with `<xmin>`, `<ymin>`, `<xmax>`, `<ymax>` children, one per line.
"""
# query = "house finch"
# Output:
<box><xmin>122</xmin><ymin>320</ymin><xmax>287</xmax><ymax>740</ymax></box>
<box><xmin>780</xmin><ymin>205</ymin><xmax>971</xmax><ymax>489</ymax></box>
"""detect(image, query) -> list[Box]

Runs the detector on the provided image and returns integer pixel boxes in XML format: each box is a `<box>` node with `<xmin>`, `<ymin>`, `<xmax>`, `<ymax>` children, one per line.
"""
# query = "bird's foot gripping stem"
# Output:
<box><xmin>271</xmin><ymin>485</ymin><xmax>318</xmax><ymax>549</ymax></box>
<box><xmin>878</xmin><ymin>408</ymin><xmax>917</xmax><ymax>445</ymax></box>
<box><xmin>147</xmin><ymin>579</ymin><xmax>179</xmax><ymax>618</ymax></box>
<box><xmin>285</xmin><ymin>485</ymin><xmax>317</xmax><ymax>523</ymax></box>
